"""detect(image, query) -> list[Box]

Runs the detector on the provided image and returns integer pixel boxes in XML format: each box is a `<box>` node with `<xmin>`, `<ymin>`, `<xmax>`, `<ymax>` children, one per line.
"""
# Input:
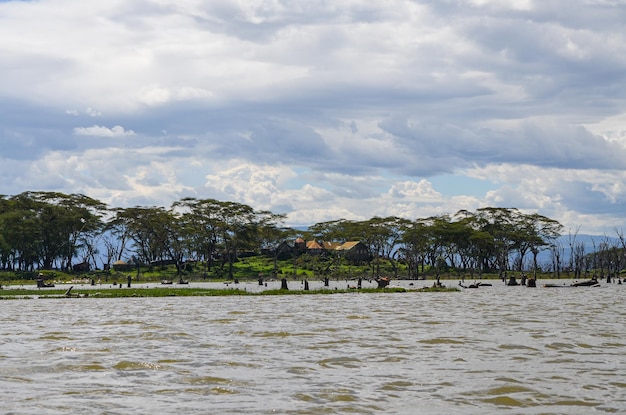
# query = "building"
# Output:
<box><xmin>273</xmin><ymin>238</ymin><xmax>372</xmax><ymax>264</ymax></box>
<box><xmin>336</xmin><ymin>241</ymin><xmax>372</xmax><ymax>263</ymax></box>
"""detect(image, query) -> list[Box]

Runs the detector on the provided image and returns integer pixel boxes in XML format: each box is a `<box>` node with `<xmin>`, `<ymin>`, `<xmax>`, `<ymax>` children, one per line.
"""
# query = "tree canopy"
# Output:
<box><xmin>0</xmin><ymin>191</ymin><xmax>580</xmax><ymax>278</ymax></box>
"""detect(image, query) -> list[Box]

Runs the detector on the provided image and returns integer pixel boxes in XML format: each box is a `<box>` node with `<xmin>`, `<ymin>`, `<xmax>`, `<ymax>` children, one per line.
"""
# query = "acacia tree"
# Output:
<box><xmin>450</xmin><ymin>209</ymin><xmax>494</xmax><ymax>278</ymax></box>
<box><xmin>0</xmin><ymin>192</ymin><xmax>105</xmax><ymax>271</ymax></box>
<box><xmin>307</xmin><ymin>219</ymin><xmax>352</xmax><ymax>242</ymax></box>
<box><xmin>100</xmin><ymin>232</ymin><xmax>120</xmax><ymax>270</ymax></box>
<box><xmin>216</xmin><ymin>201</ymin><xmax>258</xmax><ymax>279</ymax></box>
<box><xmin>172</xmin><ymin>198</ymin><xmax>227</xmax><ymax>275</ymax></box>
<box><xmin>399</xmin><ymin>215</ymin><xmax>474</xmax><ymax>280</ymax></box>
<box><xmin>474</xmin><ymin>208</ymin><xmax>521</xmax><ymax>280</ymax></box>
<box><xmin>399</xmin><ymin>220</ymin><xmax>430</xmax><ymax>279</ymax></box>
<box><xmin>418</xmin><ymin>215</ymin><xmax>451</xmax><ymax>284</ymax></box>
<box><xmin>521</xmin><ymin>213</ymin><xmax>562</xmax><ymax>279</ymax></box>
<box><xmin>105</xmin><ymin>208</ymin><xmax>135</xmax><ymax>264</ymax></box>
<box><xmin>362</xmin><ymin>216</ymin><xmax>409</xmax><ymax>277</ymax></box>
<box><xmin>1</xmin><ymin>189</ymin><xmax>573</xmax><ymax>281</ymax></box>
<box><xmin>0</xmin><ymin>207</ymin><xmax>41</xmax><ymax>270</ymax></box>
<box><xmin>467</xmin><ymin>229</ymin><xmax>494</xmax><ymax>277</ymax></box>
<box><xmin>445</xmin><ymin>211</ymin><xmax>477</xmax><ymax>277</ymax></box>
<box><xmin>113</xmin><ymin>206</ymin><xmax>176</xmax><ymax>265</ymax></box>
<box><xmin>256</xmin><ymin>212</ymin><xmax>289</xmax><ymax>276</ymax></box>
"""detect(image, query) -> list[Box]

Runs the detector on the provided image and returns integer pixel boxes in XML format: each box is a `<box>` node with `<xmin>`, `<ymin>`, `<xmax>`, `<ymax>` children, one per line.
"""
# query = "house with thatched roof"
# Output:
<box><xmin>321</xmin><ymin>241</ymin><xmax>342</xmax><ymax>251</ymax></box>
<box><xmin>305</xmin><ymin>240</ymin><xmax>324</xmax><ymax>255</ymax></box>
<box><xmin>274</xmin><ymin>240</ymin><xmax>296</xmax><ymax>260</ymax></box>
<box><xmin>273</xmin><ymin>238</ymin><xmax>371</xmax><ymax>263</ymax></box>
<box><xmin>336</xmin><ymin>241</ymin><xmax>371</xmax><ymax>263</ymax></box>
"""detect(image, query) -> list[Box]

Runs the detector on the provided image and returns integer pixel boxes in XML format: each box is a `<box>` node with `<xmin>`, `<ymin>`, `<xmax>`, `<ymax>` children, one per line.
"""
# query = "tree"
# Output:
<box><xmin>522</xmin><ymin>213</ymin><xmax>562</xmax><ymax>278</ymax></box>
<box><xmin>113</xmin><ymin>206</ymin><xmax>176</xmax><ymax>265</ymax></box>
<box><xmin>399</xmin><ymin>220</ymin><xmax>429</xmax><ymax>279</ymax></box>
<box><xmin>172</xmin><ymin>198</ymin><xmax>284</xmax><ymax>279</ymax></box>
<box><xmin>216</xmin><ymin>201</ymin><xmax>258</xmax><ymax>280</ymax></box>
<box><xmin>550</xmin><ymin>240</ymin><xmax>564</xmax><ymax>278</ymax></box>
<box><xmin>172</xmin><ymin>198</ymin><xmax>223</xmax><ymax>274</ymax></box>
<box><xmin>362</xmin><ymin>216</ymin><xmax>409</xmax><ymax>277</ymax></box>
<box><xmin>0</xmin><ymin>192</ymin><xmax>106</xmax><ymax>271</ymax></box>
<box><xmin>0</xmin><ymin>207</ymin><xmax>41</xmax><ymax>270</ymax></box>
<box><xmin>475</xmin><ymin>208</ymin><xmax>520</xmax><ymax>280</ymax></box>
<box><xmin>419</xmin><ymin>215</ymin><xmax>451</xmax><ymax>284</ymax></box>
<box><xmin>567</xmin><ymin>227</ymin><xmax>586</xmax><ymax>279</ymax></box>
<box><xmin>256</xmin><ymin>213</ymin><xmax>289</xmax><ymax>276</ymax></box>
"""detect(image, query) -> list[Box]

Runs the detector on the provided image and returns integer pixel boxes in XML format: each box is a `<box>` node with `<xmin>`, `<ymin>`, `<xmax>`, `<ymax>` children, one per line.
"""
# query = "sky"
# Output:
<box><xmin>1</xmin><ymin>0</ymin><xmax>626</xmax><ymax>235</ymax></box>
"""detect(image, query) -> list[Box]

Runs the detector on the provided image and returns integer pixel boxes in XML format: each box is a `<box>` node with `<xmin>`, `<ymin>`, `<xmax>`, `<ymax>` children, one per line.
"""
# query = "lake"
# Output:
<box><xmin>0</xmin><ymin>279</ymin><xmax>624</xmax><ymax>414</ymax></box>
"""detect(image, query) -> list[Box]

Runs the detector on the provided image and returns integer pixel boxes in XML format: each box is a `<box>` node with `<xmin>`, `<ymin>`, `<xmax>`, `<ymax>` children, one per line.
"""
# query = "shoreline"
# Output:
<box><xmin>0</xmin><ymin>285</ymin><xmax>458</xmax><ymax>300</ymax></box>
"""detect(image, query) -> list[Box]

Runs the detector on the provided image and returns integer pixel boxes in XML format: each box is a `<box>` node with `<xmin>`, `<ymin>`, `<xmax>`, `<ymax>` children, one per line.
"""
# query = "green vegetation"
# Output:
<box><xmin>0</xmin><ymin>253</ymin><xmax>406</xmax><ymax>286</ymax></box>
<box><xmin>0</xmin><ymin>285</ymin><xmax>460</xmax><ymax>300</ymax></box>
<box><xmin>3</xmin><ymin>191</ymin><xmax>623</xmax><ymax>286</ymax></box>
<box><xmin>0</xmin><ymin>287</ymin><xmax>252</xmax><ymax>299</ymax></box>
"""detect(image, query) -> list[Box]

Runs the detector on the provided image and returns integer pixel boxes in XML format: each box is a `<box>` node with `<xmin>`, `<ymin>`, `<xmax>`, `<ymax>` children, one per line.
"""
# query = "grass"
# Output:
<box><xmin>0</xmin><ymin>285</ymin><xmax>458</xmax><ymax>300</ymax></box>
<box><xmin>3</xmin><ymin>254</ymin><xmax>573</xmax><ymax>292</ymax></box>
<box><xmin>2</xmin><ymin>252</ymin><xmax>581</xmax><ymax>288</ymax></box>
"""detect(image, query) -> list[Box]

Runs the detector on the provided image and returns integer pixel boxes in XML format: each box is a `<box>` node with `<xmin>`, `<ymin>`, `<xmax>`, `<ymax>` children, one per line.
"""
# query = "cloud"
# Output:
<box><xmin>1</xmin><ymin>1</ymin><xmax>626</xmax><ymax>235</ymax></box>
<box><xmin>377</xmin><ymin>116</ymin><xmax>626</xmax><ymax>172</ymax></box>
<box><xmin>388</xmin><ymin>180</ymin><xmax>442</xmax><ymax>201</ymax></box>
<box><xmin>73</xmin><ymin>125</ymin><xmax>136</xmax><ymax>137</ymax></box>
<box><xmin>66</xmin><ymin>107</ymin><xmax>101</xmax><ymax>117</ymax></box>
<box><xmin>472</xmin><ymin>164</ymin><xmax>626</xmax><ymax>217</ymax></box>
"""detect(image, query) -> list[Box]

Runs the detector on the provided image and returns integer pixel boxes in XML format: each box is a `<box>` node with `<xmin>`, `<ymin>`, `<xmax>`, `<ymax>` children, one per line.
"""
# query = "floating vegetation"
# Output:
<box><xmin>0</xmin><ymin>285</ymin><xmax>458</xmax><ymax>300</ymax></box>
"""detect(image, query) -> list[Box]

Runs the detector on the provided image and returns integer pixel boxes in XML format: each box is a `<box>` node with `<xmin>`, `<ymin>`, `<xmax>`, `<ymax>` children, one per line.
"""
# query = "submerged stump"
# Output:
<box><xmin>507</xmin><ymin>276</ymin><xmax>519</xmax><ymax>286</ymax></box>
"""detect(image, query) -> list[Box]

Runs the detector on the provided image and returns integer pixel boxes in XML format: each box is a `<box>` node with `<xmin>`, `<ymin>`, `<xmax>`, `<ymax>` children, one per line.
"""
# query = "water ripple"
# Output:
<box><xmin>0</xmin><ymin>281</ymin><xmax>625</xmax><ymax>414</ymax></box>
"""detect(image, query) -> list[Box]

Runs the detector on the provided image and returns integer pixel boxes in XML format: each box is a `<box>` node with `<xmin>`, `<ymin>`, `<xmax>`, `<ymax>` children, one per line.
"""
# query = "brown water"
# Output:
<box><xmin>1</xmin><ymin>280</ymin><xmax>624</xmax><ymax>414</ymax></box>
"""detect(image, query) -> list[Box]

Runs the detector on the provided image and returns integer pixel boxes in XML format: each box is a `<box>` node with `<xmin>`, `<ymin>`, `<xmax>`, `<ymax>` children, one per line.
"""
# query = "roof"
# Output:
<box><xmin>321</xmin><ymin>241</ymin><xmax>342</xmax><ymax>250</ymax></box>
<box><xmin>336</xmin><ymin>241</ymin><xmax>362</xmax><ymax>251</ymax></box>
<box><xmin>306</xmin><ymin>240</ymin><xmax>323</xmax><ymax>250</ymax></box>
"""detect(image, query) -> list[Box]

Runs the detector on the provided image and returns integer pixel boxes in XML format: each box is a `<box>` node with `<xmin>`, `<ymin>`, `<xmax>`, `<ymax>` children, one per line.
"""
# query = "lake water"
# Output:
<box><xmin>1</xmin><ymin>279</ymin><xmax>624</xmax><ymax>414</ymax></box>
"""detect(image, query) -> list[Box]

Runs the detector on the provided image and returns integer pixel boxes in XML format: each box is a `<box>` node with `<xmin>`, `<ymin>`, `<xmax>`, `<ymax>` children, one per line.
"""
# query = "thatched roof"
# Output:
<box><xmin>306</xmin><ymin>240</ymin><xmax>323</xmax><ymax>250</ymax></box>
<box><xmin>336</xmin><ymin>241</ymin><xmax>361</xmax><ymax>251</ymax></box>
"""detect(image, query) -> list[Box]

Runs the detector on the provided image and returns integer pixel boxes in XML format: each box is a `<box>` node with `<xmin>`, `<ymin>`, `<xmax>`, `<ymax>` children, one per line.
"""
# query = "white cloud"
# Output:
<box><xmin>388</xmin><ymin>180</ymin><xmax>442</xmax><ymax>200</ymax></box>
<box><xmin>85</xmin><ymin>107</ymin><xmax>102</xmax><ymax>117</ymax></box>
<box><xmin>73</xmin><ymin>125</ymin><xmax>136</xmax><ymax>137</ymax></box>
<box><xmin>469</xmin><ymin>163</ymin><xmax>626</xmax><ymax>232</ymax></box>
<box><xmin>66</xmin><ymin>107</ymin><xmax>102</xmax><ymax>117</ymax></box>
<box><xmin>584</xmin><ymin>112</ymin><xmax>626</xmax><ymax>144</ymax></box>
<box><xmin>467</xmin><ymin>0</ymin><xmax>533</xmax><ymax>9</ymax></box>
